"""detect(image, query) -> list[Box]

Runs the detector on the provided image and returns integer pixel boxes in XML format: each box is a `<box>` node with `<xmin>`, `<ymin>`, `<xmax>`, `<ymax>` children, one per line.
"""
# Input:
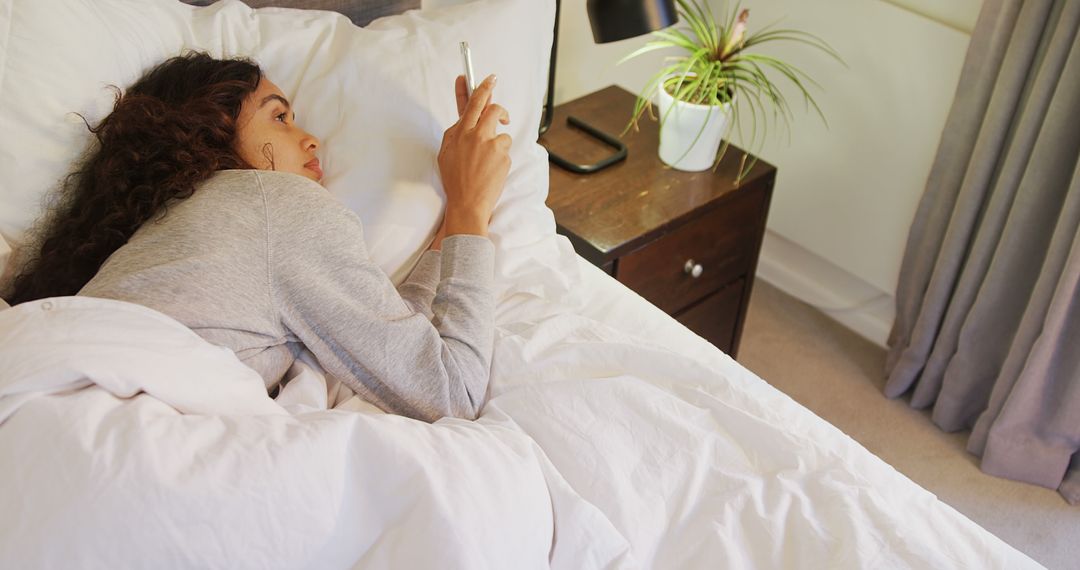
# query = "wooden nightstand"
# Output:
<box><xmin>541</xmin><ymin>86</ymin><xmax>775</xmax><ymax>358</ymax></box>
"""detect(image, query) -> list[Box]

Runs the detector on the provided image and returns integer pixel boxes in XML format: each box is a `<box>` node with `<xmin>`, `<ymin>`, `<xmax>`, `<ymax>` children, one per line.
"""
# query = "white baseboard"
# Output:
<box><xmin>755</xmin><ymin>231</ymin><xmax>894</xmax><ymax>348</ymax></box>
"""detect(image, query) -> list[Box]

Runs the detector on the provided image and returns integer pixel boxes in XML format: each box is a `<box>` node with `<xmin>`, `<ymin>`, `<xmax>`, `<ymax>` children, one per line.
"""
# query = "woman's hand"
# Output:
<box><xmin>436</xmin><ymin>74</ymin><xmax>511</xmax><ymax>238</ymax></box>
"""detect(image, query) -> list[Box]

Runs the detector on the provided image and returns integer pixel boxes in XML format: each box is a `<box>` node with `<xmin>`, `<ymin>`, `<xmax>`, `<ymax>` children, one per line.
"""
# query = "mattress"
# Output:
<box><xmin>0</xmin><ymin>229</ymin><xmax>1041</xmax><ymax>568</ymax></box>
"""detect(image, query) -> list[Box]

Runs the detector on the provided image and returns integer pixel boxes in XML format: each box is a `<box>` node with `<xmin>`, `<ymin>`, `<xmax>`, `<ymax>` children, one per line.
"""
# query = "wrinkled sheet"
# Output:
<box><xmin>0</xmin><ymin>233</ymin><xmax>1041</xmax><ymax>569</ymax></box>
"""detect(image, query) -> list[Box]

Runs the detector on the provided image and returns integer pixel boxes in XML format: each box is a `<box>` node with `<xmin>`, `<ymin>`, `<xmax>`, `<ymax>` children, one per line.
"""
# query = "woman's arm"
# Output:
<box><xmin>428</xmin><ymin>220</ymin><xmax>447</xmax><ymax>251</ymax></box>
<box><xmin>397</xmin><ymin>249</ymin><xmax>441</xmax><ymax>319</ymax></box>
<box><xmin>261</xmin><ymin>173</ymin><xmax>494</xmax><ymax>422</ymax></box>
<box><xmin>397</xmin><ymin>72</ymin><xmax>507</xmax><ymax>332</ymax></box>
<box><xmin>395</xmin><ymin>218</ymin><xmax>447</xmax><ymax>319</ymax></box>
<box><xmin>269</xmin><ymin>74</ymin><xmax>509</xmax><ymax>421</ymax></box>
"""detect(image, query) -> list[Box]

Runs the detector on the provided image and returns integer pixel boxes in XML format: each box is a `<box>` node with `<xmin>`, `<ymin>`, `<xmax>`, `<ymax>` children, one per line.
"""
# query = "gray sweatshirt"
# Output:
<box><xmin>79</xmin><ymin>169</ymin><xmax>495</xmax><ymax>422</ymax></box>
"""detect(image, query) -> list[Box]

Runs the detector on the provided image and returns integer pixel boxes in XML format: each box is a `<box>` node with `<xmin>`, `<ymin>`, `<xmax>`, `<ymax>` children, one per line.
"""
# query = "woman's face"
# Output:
<box><xmin>235</xmin><ymin>77</ymin><xmax>323</xmax><ymax>183</ymax></box>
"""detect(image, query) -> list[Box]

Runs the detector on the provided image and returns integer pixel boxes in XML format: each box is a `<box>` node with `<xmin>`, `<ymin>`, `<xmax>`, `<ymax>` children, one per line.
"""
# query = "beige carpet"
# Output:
<box><xmin>737</xmin><ymin>279</ymin><xmax>1078</xmax><ymax>570</ymax></box>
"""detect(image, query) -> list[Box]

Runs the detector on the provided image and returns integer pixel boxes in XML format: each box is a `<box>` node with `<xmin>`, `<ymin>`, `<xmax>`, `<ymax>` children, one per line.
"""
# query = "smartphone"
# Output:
<box><xmin>459</xmin><ymin>41</ymin><xmax>476</xmax><ymax>98</ymax></box>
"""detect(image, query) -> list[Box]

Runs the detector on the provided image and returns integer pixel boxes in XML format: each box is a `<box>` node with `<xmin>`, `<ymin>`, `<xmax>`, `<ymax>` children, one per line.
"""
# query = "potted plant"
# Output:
<box><xmin>621</xmin><ymin>0</ymin><xmax>841</xmax><ymax>181</ymax></box>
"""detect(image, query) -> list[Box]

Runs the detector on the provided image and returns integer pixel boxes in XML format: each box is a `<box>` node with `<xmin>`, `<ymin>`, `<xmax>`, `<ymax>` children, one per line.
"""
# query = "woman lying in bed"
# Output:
<box><xmin>3</xmin><ymin>53</ymin><xmax>512</xmax><ymax>422</ymax></box>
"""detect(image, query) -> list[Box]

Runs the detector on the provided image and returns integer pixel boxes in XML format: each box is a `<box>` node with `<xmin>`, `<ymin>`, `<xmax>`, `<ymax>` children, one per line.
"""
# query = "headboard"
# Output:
<box><xmin>181</xmin><ymin>0</ymin><xmax>420</xmax><ymax>27</ymax></box>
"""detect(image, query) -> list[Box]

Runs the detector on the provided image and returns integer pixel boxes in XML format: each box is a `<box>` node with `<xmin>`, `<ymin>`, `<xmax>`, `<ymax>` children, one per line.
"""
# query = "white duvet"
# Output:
<box><xmin>0</xmin><ymin>234</ymin><xmax>1041</xmax><ymax>569</ymax></box>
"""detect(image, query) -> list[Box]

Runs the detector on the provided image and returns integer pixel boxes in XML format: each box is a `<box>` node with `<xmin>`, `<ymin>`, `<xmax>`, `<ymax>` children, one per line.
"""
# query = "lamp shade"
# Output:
<box><xmin>586</xmin><ymin>0</ymin><xmax>678</xmax><ymax>44</ymax></box>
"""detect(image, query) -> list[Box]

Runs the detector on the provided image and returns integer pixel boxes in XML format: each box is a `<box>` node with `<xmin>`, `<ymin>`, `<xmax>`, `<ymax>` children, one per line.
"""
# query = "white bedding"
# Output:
<box><xmin>0</xmin><ymin>230</ymin><xmax>1041</xmax><ymax>569</ymax></box>
<box><xmin>0</xmin><ymin>0</ymin><xmax>1044</xmax><ymax>565</ymax></box>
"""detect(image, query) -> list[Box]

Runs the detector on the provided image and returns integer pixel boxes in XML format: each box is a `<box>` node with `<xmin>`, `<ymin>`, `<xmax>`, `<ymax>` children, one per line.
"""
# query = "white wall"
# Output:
<box><xmin>721</xmin><ymin>0</ymin><xmax>973</xmax><ymax>295</ymax></box>
<box><xmin>550</xmin><ymin>1</ymin><xmax>667</xmax><ymax>105</ymax></box>
<box><xmin>880</xmin><ymin>0</ymin><xmax>982</xmax><ymax>33</ymax></box>
<box><xmin>554</xmin><ymin>0</ymin><xmax>981</xmax><ymax>346</ymax></box>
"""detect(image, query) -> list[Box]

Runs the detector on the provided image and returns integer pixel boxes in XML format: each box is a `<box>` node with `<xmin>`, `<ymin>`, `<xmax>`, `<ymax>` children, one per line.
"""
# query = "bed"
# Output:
<box><xmin>0</xmin><ymin>0</ymin><xmax>1044</xmax><ymax>568</ymax></box>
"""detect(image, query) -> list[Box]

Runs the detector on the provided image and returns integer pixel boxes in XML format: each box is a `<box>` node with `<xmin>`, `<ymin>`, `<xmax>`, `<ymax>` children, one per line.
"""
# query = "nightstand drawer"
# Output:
<box><xmin>675</xmin><ymin>277</ymin><xmax>744</xmax><ymax>353</ymax></box>
<box><xmin>617</xmin><ymin>189</ymin><xmax>764</xmax><ymax>314</ymax></box>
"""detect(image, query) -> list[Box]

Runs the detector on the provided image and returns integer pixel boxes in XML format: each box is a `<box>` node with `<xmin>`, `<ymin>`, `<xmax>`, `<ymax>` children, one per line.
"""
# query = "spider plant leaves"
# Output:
<box><xmin>677</xmin><ymin>0</ymin><xmax>720</xmax><ymax>55</ymax></box>
<box><xmin>739</xmin><ymin>53</ymin><xmax>828</xmax><ymax>127</ymax></box>
<box><xmin>623</xmin><ymin>61</ymin><xmax>693</xmax><ymax>136</ymax></box>
<box><xmin>741</xmin><ymin>29</ymin><xmax>845</xmax><ymax>65</ymax></box>
<box><xmin>618</xmin><ymin>41</ymin><xmax>680</xmax><ymax>65</ymax></box>
<box><xmin>617</xmin><ymin>29</ymin><xmax>707</xmax><ymax>68</ymax></box>
<box><xmin>653</xmin><ymin>28</ymin><xmax>706</xmax><ymax>54</ymax></box>
<box><xmin>620</xmin><ymin>0</ymin><xmax>842</xmax><ymax>183</ymax></box>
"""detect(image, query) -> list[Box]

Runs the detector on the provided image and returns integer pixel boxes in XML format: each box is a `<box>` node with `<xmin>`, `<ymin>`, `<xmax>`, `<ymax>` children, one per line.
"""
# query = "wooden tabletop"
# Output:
<box><xmin>541</xmin><ymin>85</ymin><xmax>776</xmax><ymax>263</ymax></box>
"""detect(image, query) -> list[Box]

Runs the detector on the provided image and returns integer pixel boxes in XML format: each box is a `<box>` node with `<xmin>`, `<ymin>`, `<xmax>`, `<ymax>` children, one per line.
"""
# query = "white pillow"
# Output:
<box><xmin>0</xmin><ymin>0</ymin><xmax>556</xmax><ymax>284</ymax></box>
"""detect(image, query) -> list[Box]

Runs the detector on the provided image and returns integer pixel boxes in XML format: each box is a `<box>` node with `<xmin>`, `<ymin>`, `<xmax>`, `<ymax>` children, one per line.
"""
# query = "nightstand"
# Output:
<box><xmin>541</xmin><ymin>85</ymin><xmax>775</xmax><ymax>358</ymax></box>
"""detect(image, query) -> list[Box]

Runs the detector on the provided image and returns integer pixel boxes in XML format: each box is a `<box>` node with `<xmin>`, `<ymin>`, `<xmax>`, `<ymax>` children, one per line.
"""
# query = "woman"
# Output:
<box><xmin>3</xmin><ymin>52</ymin><xmax>512</xmax><ymax>422</ymax></box>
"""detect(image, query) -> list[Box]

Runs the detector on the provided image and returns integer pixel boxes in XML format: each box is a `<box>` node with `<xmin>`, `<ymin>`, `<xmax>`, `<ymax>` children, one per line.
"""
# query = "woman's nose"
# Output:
<box><xmin>303</xmin><ymin>131</ymin><xmax>320</xmax><ymax>152</ymax></box>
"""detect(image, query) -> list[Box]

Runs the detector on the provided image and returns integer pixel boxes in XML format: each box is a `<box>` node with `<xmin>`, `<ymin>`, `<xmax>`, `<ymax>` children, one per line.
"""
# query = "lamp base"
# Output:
<box><xmin>544</xmin><ymin>115</ymin><xmax>628</xmax><ymax>174</ymax></box>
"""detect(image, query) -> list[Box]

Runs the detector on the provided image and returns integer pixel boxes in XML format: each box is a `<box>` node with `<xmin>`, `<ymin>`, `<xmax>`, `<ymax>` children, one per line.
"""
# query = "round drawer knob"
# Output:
<box><xmin>684</xmin><ymin>259</ymin><xmax>704</xmax><ymax>278</ymax></box>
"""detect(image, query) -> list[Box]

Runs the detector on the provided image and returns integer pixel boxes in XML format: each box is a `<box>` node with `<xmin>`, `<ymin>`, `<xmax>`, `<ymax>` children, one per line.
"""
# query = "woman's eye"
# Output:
<box><xmin>275</xmin><ymin>112</ymin><xmax>288</xmax><ymax>123</ymax></box>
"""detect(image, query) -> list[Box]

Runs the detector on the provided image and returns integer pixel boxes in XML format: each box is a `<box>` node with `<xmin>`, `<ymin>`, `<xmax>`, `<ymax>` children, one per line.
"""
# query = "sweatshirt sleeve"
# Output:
<box><xmin>397</xmin><ymin>249</ymin><xmax>441</xmax><ymax>320</ymax></box>
<box><xmin>257</xmin><ymin>172</ymin><xmax>495</xmax><ymax>422</ymax></box>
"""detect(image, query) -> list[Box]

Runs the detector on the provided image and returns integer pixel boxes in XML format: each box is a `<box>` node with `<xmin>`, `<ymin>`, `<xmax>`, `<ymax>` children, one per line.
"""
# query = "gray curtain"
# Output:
<box><xmin>885</xmin><ymin>0</ymin><xmax>1080</xmax><ymax>505</ymax></box>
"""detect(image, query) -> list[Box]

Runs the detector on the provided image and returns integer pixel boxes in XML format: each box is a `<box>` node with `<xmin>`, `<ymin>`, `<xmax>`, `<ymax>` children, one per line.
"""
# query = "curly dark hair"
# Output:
<box><xmin>4</xmin><ymin>52</ymin><xmax>262</xmax><ymax>305</ymax></box>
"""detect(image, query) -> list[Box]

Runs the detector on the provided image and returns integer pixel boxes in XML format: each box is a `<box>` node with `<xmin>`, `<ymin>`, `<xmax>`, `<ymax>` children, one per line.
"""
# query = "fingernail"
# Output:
<box><xmin>489</xmin><ymin>74</ymin><xmax>497</xmax><ymax>85</ymax></box>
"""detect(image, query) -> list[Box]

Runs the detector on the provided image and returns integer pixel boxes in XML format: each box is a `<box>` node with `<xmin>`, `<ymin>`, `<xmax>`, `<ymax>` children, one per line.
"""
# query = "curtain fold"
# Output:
<box><xmin>886</xmin><ymin>0</ymin><xmax>1080</xmax><ymax>505</ymax></box>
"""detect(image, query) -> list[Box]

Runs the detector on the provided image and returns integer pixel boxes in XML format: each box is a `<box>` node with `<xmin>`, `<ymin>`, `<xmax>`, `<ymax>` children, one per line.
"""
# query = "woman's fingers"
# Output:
<box><xmin>477</xmin><ymin>103</ymin><xmax>510</xmax><ymax>135</ymax></box>
<box><xmin>454</xmin><ymin>75</ymin><xmax>468</xmax><ymax>117</ymax></box>
<box><xmin>460</xmin><ymin>74</ymin><xmax>495</xmax><ymax>129</ymax></box>
<box><xmin>494</xmin><ymin>133</ymin><xmax>512</xmax><ymax>151</ymax></box>
<box><xmin>436</xmin><ymin>73</ymin><xmax>512</xmax><ymax>237</ymax></box>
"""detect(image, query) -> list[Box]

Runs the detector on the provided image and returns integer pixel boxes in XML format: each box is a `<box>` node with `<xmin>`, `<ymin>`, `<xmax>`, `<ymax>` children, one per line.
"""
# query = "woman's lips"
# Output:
<box><xmin>305</xmin><ymin>158</ymin><xmax>323</xmax><ymax>180</ymax></box>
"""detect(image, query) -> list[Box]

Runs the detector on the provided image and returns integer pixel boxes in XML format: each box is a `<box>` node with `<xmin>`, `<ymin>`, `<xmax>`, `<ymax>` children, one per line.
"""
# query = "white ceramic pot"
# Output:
<box><xmin>656</xmin><ymin>77</ymin><xmax>734</xmax><ymax>171</ymax></box>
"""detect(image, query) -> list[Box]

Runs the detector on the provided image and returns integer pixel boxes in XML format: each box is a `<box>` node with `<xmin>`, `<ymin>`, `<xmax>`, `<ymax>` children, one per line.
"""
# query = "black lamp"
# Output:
<box><xmin>540</xmin><ymin>0</ymin><xmax>678</xmax><ymax>174</ymax></box>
